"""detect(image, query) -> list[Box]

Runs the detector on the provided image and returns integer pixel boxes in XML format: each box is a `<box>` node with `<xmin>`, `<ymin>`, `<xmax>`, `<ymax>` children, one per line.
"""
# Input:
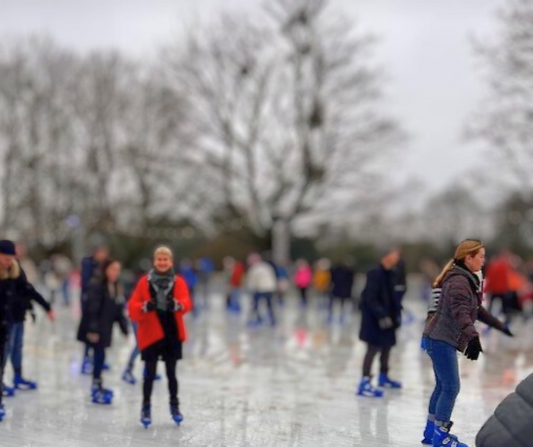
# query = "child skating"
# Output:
<box><xmin>77</xmin><ymin>259</ymin><xmax>128</xmax><ymax>404</ymax></box>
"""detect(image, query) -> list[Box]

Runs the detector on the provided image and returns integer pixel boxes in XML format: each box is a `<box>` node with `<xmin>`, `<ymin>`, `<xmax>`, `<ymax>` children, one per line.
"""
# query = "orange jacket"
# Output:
<box><xmin>128</xmin><ymin>275</ymin><xmax>192</xmax><ymax>351</ymax></box>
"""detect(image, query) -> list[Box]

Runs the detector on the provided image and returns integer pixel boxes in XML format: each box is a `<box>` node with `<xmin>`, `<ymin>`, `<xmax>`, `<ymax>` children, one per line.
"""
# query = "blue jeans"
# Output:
<box><xmin>252</xmin><ymin>292</ymin><xmax>275</xmax><ymax>324</ymax></box>
<box><xmin>4</xmin><ymin>322</ymin><xmax>24</xmax><ymax>375</ymax></box>
<box><xmin>425</xmin><ymin>338</ymin><xmax>460</xmax><ymax>423</ymax></box>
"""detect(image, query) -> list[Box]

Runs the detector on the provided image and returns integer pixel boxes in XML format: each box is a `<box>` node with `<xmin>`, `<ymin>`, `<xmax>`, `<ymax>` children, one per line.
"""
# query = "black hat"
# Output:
<box><xmin>0</xmin><ymin>240</ymin><xmax>16</xmax><ymax>255</ymax></box>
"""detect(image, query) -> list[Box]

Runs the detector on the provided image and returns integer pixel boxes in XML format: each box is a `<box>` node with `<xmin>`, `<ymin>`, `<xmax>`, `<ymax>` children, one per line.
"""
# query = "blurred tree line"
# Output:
<box><xmin>0</xmin><ymin>0</ymin><xmax>532</xmax><ymax>270</ymax></box>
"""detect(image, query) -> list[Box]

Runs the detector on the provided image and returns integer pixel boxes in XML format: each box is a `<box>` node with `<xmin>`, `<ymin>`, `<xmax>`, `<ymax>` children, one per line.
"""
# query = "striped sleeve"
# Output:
<box><xmin>428</xmin><ymin>287</ymin><xmax>442</xmax><ymax>314</ymax></box>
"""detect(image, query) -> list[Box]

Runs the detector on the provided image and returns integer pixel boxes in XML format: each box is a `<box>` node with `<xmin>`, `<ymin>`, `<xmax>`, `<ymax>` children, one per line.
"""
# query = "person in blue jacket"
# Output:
<box><xmin>357</xmin><ymin>247</ymin><xmax>402</xmax><ymax>397</ymax></box>
<box><xmin>80</xmin><ymin>244</ymin><xmax>109</xmax><ymax>374</ymax></box>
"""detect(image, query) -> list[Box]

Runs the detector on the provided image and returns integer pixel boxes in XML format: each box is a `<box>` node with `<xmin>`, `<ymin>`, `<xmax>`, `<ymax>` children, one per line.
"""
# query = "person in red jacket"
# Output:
<box><xmin>128</xmin><ymin>246</ymin><xmax>192</xmax><ymax>428</ymax></box>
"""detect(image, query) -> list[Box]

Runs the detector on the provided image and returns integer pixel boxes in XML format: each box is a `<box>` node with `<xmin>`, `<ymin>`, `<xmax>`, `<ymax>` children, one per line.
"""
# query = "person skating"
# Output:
<box><xmin>80</xmin><ymin>244</ymin><xmax>109</xmax><ymax>375</ymax></box>
<box><xmin>422</xmin><ymin>239</ymin><xmax>513</xmax><ymax>447</ymax></box>
<box><xmin>246</xmin><ymin>253</ymin><xmax>277</xmax><ymax>327</ymax></box>
<box><xmin>294</xmin><ymin>259</ymin><xmax>313</xmax><ymax>307</ymax></box>
<box><xmin>357</xmin><ymin>248</ymin><xmax>401</xmax><ymax>397</ymax></box>
<box><xmin>328</xmin><ymin>258</ymin><xmax>355</xmax><ymax>324</ymax></box>
<box><xmin>2</xmin><ymin>241</ymin><xmax>54</xmax><ymax>394</ymax></box>
<box><xmin>0</xmin><ymin>240</ymin><xmax>54</xmax><ymax>421</ymax></box>
<box><xmin>128</xmin><ymin>246</ymin><xmax>192</xmax><ymax>428</ymax></box>
<box><xmin>77</xmin><ymin>259</ymin><xmax>128</xmax><ymax>404</ymax></box>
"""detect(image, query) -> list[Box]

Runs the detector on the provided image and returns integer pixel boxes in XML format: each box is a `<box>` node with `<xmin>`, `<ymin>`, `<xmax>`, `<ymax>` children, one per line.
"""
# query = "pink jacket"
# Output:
<box><xmin>294</xmin><ymin>267</ymin><xmax>313</xmax><ymax>289</ymax></box>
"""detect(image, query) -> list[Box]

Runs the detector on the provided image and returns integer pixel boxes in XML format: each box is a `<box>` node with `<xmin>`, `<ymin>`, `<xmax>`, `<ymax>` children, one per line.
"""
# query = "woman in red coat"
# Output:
<box><xmin>128</xmin><ymin>246</ymin><xmax>192</xmax><ymax>428</ymax></box>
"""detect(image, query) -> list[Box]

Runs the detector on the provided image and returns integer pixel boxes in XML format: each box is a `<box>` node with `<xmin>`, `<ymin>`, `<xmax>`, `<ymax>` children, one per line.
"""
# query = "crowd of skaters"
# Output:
<box><xmin>1</xmin><ymin>237</ymin><xmax>532</xmax><ymax>446</ymax></box>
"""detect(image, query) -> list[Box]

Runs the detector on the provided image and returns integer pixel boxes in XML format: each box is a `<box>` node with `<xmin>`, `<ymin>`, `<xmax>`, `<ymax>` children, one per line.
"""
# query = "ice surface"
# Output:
<box><xmin>0</xmin><ymin>289</ymin><xmax>529</xmax><ymax>446</ymax></box>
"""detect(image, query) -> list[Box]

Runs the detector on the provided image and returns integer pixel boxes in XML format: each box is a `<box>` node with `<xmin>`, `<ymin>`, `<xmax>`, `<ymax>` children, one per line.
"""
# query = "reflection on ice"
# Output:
<box><xmin>1</xmin><ymin>289</ymin><xmax>528</xmax><ymax>446</ymax></box>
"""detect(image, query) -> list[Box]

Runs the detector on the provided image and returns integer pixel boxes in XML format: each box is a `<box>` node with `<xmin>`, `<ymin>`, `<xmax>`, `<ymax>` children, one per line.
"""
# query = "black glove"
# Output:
<box><xmin>378</xmin><ymin>317</ymin><xmax>394</xmax><ymax>330</ymax></box>
<box><xmin>167</xmin><ymin>299</ymin><xmax>183</xmax><ymax>312</ymax></box>
<box><xmin>464</xmin><ymin>336</ymin><xmax>483</xmax><ymax>361</ymax></box>
<box><xmin>502</xmin><ymin>326</ymin><xmax>513</xmax><ymax>337</ymax></box>
<box><xmin>142</xmin><ymin>301</ymin><xmax>156</xmax><ymax>313</ymax></box>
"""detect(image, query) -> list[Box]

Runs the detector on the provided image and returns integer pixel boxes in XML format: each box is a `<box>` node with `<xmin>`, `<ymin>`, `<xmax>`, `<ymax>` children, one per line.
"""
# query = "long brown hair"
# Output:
<box><xmin>433</xmin><ymin>239</ymin><xmax>484</xmax><ymax>287</ymax></box>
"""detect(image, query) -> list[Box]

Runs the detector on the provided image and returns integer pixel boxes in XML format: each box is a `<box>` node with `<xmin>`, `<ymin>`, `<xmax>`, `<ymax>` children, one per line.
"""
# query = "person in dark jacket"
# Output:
<box><xmin>421</xmin><ymin>239</ymin><xmax>513</xmax><ymax>447</ymax></box>
<box><xmin>79</xmin><ymin>245</ymin><xmax>109</xmax><ymax>375</ymax></box>
<box><xmin>128</xmin><ymin>246</ymin><xmax>192</xmax><ymax>428</ymax></box>
<box><xmin>1</xmin><ymin>240</ymin><xmax>54</xmax><ymax>396</ymax></box>
<box><xmin>476</xmin><ymin>373</ymin><xmax>533</xmax><ymax>447</ymax></box>
<box><xmin>0</xmin><ymin>240</ymin><xmax>54</xmax><ymax>421</ymax></box>
<box><xmin>357</xmin><ymin>248</ymin><xmax>401</xmax><ymax>398</ymax></box>
<box><xmin>328</xmin><ymin>259</ymin><xmax>355</xmax><ymax>323</ymax></box>
<box><xmin>77</xmin><ymin>259</ymin><xmax>128</xmax><ymax>404</ymax></box>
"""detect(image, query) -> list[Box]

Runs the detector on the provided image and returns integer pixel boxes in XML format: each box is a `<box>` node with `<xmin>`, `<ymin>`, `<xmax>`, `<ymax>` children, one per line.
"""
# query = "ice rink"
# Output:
<box><xmin>1</xmin><ymin>285</ymin><xmax>530</xmax><ymax>447</ymax></box>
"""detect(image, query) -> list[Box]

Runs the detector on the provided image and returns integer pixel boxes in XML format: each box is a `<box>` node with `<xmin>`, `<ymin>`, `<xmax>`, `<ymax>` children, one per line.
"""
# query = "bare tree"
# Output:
<box><xmin>467</xmin><ymin>0</ymin><xmax>533</xmax><ymax>195</ymax></box>
<box><xmin>163</xmin><ymin>0</ymin><xmax>405</xmax><ymax>253</ymax></box>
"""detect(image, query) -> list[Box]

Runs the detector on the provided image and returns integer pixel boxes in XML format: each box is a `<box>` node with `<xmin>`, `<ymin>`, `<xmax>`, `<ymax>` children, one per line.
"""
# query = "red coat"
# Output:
<box><xmin>128</xmin><ymin>275</ymin><xmax>192</xmax><ymax>351</ymax></box>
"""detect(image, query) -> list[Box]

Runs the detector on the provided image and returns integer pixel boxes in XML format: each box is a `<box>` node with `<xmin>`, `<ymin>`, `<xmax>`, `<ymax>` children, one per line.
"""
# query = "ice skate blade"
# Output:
<box><xmin>172</xmin><ymin>415</ymin><xmax>184</xmax><ymax>426</ymax></box>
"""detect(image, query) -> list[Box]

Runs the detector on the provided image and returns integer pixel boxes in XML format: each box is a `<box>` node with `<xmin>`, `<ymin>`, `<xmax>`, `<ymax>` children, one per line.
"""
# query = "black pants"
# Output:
<box><xmin>143</xmin><ymin>359</ymin><xmax>178</xmax><ymax>407</ymax></box>
<box><xmin>488</xmin><ymin>292</ymin><xmax>513</xmax><ymax>323</ymax></box>
<box><xmin>299</xmin><ymin>287</ymin><xmax>308</xmax><ymax>305</ymax></box>
<box><xmin>93</xmin><ymin>346</ymin><xmax>105</xmax><ymax>382</ymax></box>
<box><xmin>362</xmin><ymin>344</ymin><xmax>391</xmax><ymax>377</ymax></box>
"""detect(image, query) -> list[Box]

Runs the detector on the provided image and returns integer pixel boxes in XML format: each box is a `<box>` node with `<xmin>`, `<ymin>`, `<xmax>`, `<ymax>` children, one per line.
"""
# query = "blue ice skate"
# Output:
<box><xmin>433</xmin><ymin>422</ymin><xmax>468</xmax><ymax>447</ymax></box>
<box><xmin>378</xmin><ymin>373</ymin><xmax>402</xmax><ymax>389</ymax></box>
<box><xmin>421</xmin><ymin>420</ymin><xmax>458</xmax><ymax>445</ymax></box>
<box><xmin>91</xmin><ymin>386</ymin><xmax>113</xmax><ymax>405</ymax></box>
<box><xmin>122</xmin><ymin>369</ymin><xmax>136</xmax><ymax>385</ymax></box>
<box><xmin>357</xmin><ymin>377</ymin><xmax>383</xmax><ymax>398</ymax></box>
<box><xmin>2</xmin><ymin>383</ymin><xmax>15</xmax><ymax>397</ymax></box>
<box><xmin>14</xmin><ymin>375</ymin><xmax>38</xmax><ymax>390</ymax></box>
<box><xmin>140</xmin><ymin>405</ymin><xmax>151</xmax><ymax>429</ymax></box>
<box><xmin>170</xmin><ymin>404</ymin><xmax>184</xmax><ymax>426</ymax></box>
<box><xmin>0</xmin><ymin>403</ymin><xmax>5</xmax><ymax>422</ymax></box>
<box><xmin>81</xmin><ymin>357</ymin><xmax>93</xmax><ymax>375</ymax></box>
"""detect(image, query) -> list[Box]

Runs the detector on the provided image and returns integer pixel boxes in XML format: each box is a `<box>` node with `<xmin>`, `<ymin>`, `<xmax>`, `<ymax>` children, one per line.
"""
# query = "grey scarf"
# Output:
<box><xmin>148</xmin><ymin>269</ymin><xmax>175</xmax><ymax>311</ymax></box>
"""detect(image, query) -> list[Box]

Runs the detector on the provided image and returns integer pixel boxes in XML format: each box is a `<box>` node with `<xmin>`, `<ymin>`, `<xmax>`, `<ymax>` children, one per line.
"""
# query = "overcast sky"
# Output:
<box><xmin>0</xmin><ymin>0</ymin><xmax>505</xmax><ymax>194</ymax></box>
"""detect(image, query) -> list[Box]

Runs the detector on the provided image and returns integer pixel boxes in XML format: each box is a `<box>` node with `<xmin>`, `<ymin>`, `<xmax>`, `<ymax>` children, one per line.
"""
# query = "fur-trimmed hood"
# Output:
<box><xmin>0</xmin><ymin>260</ymin><xmax>21</xmax><ymax>281</ymax></box>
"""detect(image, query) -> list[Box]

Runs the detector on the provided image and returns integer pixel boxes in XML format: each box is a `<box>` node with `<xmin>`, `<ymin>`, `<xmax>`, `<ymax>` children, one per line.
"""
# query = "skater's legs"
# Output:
<box><xmin>0</xmin><ymin>331</ymin><xmax>6</xmax><ymax>405</ymax></box>
<box><xmin>3</xmin><ymin>326</ymin><xmax>13</xmax><ymax>370</ymax></box>
<box><xmin>362</xmin><ymin>344</ymin><xmax>380</xmax><ymax>377</ymax></box>
<box><xmin>299</xmin><ymin>287</ymin><xmax>308</xmax><ymax>306</ymax></box>
<box><xmin>143</xmin><ymin>360</ymin><xmax>157</xmax><ymax>406</ymax></box>
<box><xmin>92</xmin><ymin>346</ymin><xmax>105</xmax><ymax>381</ymax></box>
<box><xmin>427</xmin><ymin>339</ymin><xmax>460</xmax><ymax>424</ymax></box>
<box><xmin>428</xmin><ymin>357</ymin><xmax>443</xmax><ymax>416</ymax></box>
<box><xmin>62</xmin><ymin>279</ymin><xmax>70</xmax><ymax>306</ymax></box>
<box><xmin>10</xmin><ymin>322</ymin><xmax>24</xmax><ymax>375</ymax></box>
<box><xmin>265</xmin><ymin>293</ymin><xmax>275</xmax><ymax>324</ymax></box>
<box><xmin>252</xmin><ymin>292</ymin><xmax>261</xmax><ymax>322</ymax></box>
<box><xmin>164</xmin><ymin>359</ymin><xmax>179</xmax><ymax>406</ymax></box>
<box><xmin>127</xmin><ymin>322</ymin><xmax>140</xmax><ymax>369</ymax></box>
<box><xmin>379</xmin><ymin>346</ymin><xmax>391</xmax><ymax>374</ymax></box>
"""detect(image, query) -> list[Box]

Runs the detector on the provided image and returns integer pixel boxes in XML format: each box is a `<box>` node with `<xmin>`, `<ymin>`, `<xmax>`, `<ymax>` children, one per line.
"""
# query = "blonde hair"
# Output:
<box><xmin>433</xmin><ymin>239</ymin><xmax>484</xmax><ymax>287</ymax></box>
<box><xmin>154</xmin><ymin>246</ymin><xmax>173</xmax><ymax>259</ymax></box>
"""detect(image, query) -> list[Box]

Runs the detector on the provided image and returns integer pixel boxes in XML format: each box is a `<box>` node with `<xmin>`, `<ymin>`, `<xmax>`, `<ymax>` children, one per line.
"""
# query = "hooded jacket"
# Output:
<box><xmin>0</xmin><ymin>260</ymin><xmax>50</xmax><ymax>327</ymax></box>
<box><xmin>424</xmin><ymin>264</ymin><xmax>505</xmax><ymax>351</ymax></box>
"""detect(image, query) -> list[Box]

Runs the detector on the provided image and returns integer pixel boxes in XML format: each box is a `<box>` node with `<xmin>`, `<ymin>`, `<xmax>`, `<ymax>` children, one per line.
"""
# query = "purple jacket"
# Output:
<box><xmin>424</xmin><ymin>265</ymin><xmax>505</xmax><ymax>352</ymax></box>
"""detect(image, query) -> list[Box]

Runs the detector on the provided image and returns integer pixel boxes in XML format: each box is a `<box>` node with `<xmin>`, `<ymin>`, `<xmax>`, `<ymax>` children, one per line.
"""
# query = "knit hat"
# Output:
<box><xmin>0</xmin><ymin>240</ymin><xmax>16</xmax><ymax>255</ymax></box>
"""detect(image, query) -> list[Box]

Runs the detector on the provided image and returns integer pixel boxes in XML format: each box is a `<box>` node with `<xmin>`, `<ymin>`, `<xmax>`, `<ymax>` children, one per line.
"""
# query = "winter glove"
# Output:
<box><xmin>464</xmin><ymin>336</ymin><xmax>483</xmax><ymax>361</ymax></box>
<box><xmin>502</xmin><ymin>326</ymin><xmax>514</xmax><ymax>337</ymax></box>
<box><xmin>378</xmin><ymin>317</ymin><xmax>394</xmax><ymax>330</ymax></box>
<box><xmin>167</xmin><ymin>299</ymin><xmax>183</xmax><ymax>312</ymax></box>
<box><xmin>142</xmin><ymin>301</ymin><xmax>156</xmax><ymax>313</ymax></box>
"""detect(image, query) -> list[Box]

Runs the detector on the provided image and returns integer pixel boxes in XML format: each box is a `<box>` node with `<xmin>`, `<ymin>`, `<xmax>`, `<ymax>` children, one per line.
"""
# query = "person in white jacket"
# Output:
<box><xmin>247</xmin><ymin>253</ymin><xmax>277</xmax><ymax>327</ymax></box>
